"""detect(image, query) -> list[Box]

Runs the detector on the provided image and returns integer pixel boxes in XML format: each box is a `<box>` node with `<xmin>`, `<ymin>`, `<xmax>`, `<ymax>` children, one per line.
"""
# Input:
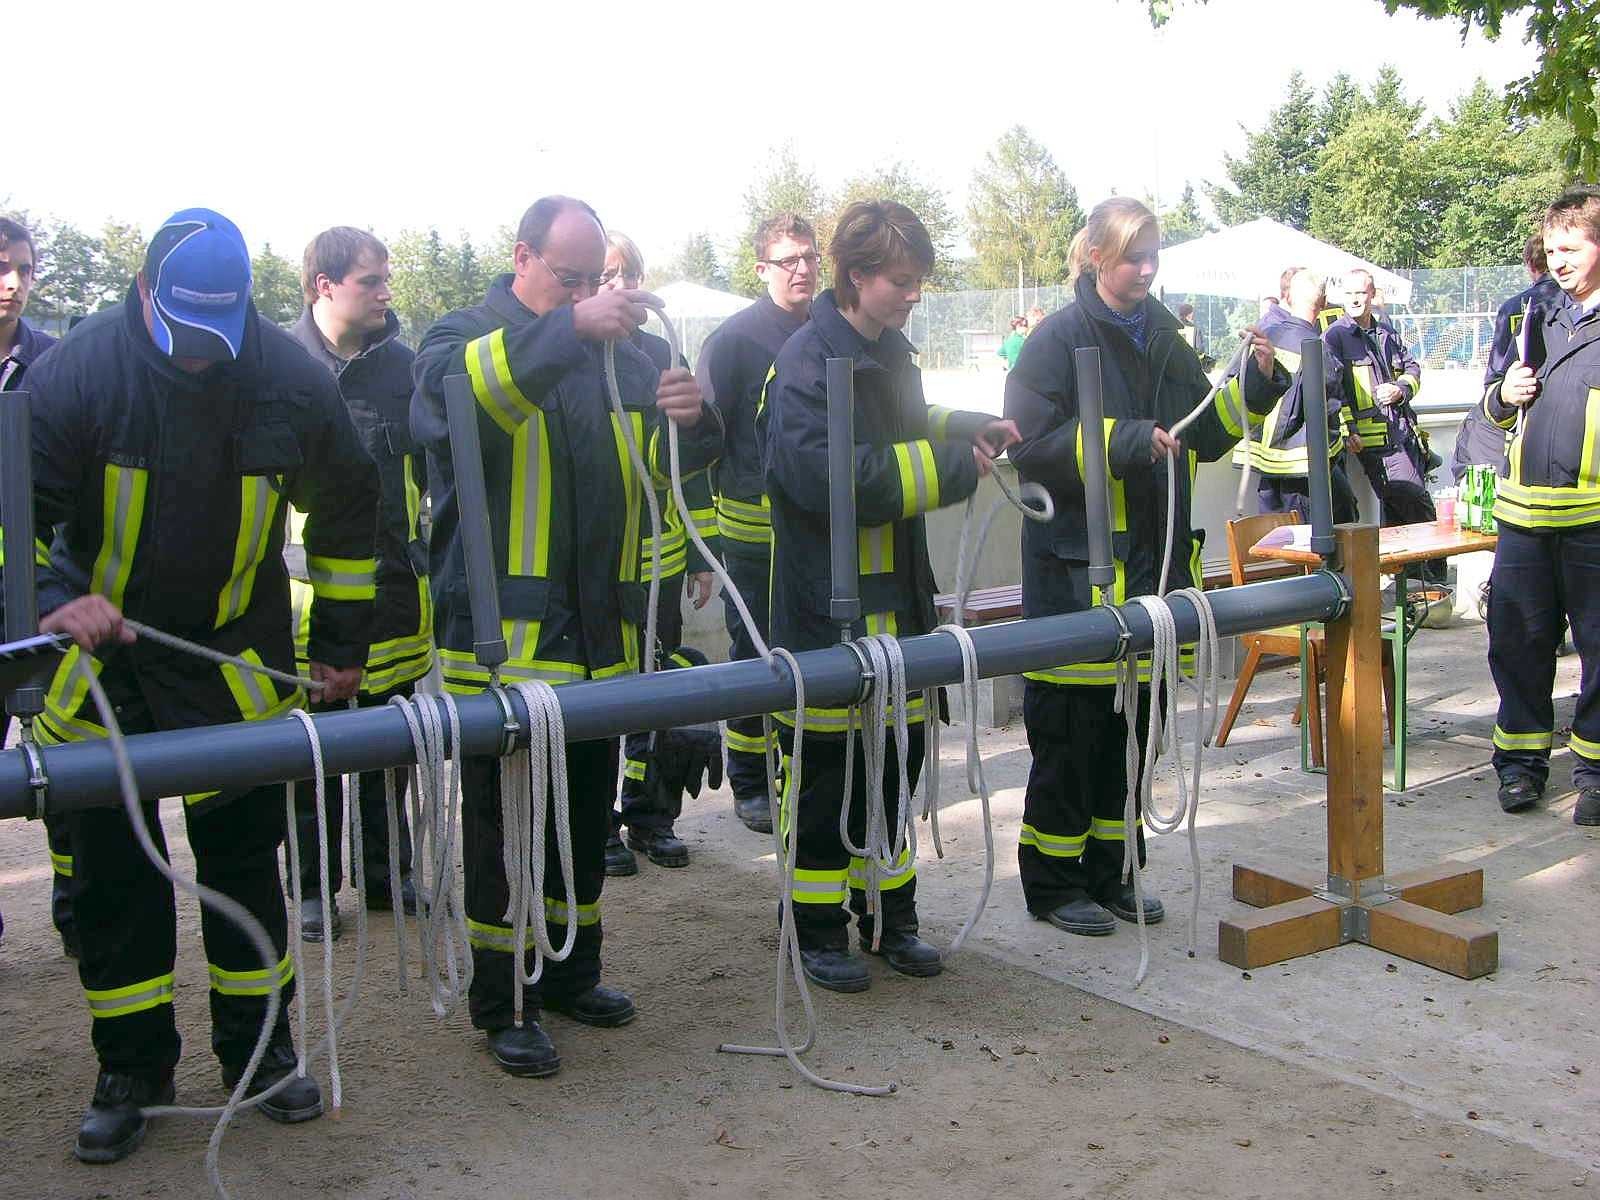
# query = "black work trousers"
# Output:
<box><xmin>1257</xmin><ymin>459</ymin><xmax>1359</xmax><ymax>525</ymax></box>
<box><xmin>616</xmin><ymin>573</ymin><xmax>685</xmax><ymax>834</ymax></box>
<box><xmin>1357</xmin><ymin>441</ymin><xmax>1445</xmax><ymax>580</ymax></box>
<box><xmin>462</xmin><ymin>737</ymin><xmax>615</xmax><ymax>1030</ymax></box>
<box><xmin>774</xmin><ymin>725</ymin><xmax>923</xmax><ymax>950</ymax></box>
<box><xmin>1018</xmin><ymin>681</ymin><xmax>1150</xmax><ymax>914</ymax></box>
<box><xmin>292</xmin><ymin>678</ymin><xmax>416</xmax><ymax>898</ymax></box>
<box><xmin>1487</xmin><ymin>522</ymin><xmax>1600</xmax><ymax>789</ymax></box>
<box><xmin>721</xmin><ymin>545</ymin><xmax>773</xmax><ymax>803</ymax></box>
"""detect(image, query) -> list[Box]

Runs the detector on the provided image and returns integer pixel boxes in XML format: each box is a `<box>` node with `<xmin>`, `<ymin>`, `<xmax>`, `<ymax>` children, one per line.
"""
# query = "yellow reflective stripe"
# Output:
<box><xmin>771</xmin><ymin>692</ymin><xmax>927</xmax><ymax>733</ymax></box>
<box><xmin>85</xmin><ymin>973</ymin><xmax>175</xmax><ymax>1019</ymax></box>
<box><xmin>439</xmin><ymin>647</ymin><xmax>585</xmax><ymax>695</ymax></box>
<box><xmin>1400</xmin><ymin>373</ymin><xmax>1421</xmax><ymax>401</ymax></box>
<box><xmin>927</xmin><ymin>405</ymin><xmax>954</xmax><ymax>439</ymax></box>
<box><xmin>1214</xmin><ymin>375</ymin><xmax>1247</xmax><ymax>439</ymax></box>
<box><xmin>209</xmin><ymin>955</ymin><xmax>293</xmax><ymax>997</ymax></box>
<box><xmin>859</xmin><ymin>523</ymin><xmax>894</xmax><ymax>576</ymax></box>
<box><xmin>466</xmin><ymin>918</ymin><xmax>534</xmax><ymax>952</ymax></box>
<box><xmin>1580</xmin><ymin>390</ymin><xmax>1600</xmax><ymax>488</ymax></box>
<box><xmin>1019</xmin><ymin>823</ymin><xmax>1087</xmax><ymax>858</ymax></box>
<box><xmin>50</xmin><ymin>849</ymin><xmax>73</xmax><ymax>877</ymax></box>
<box><xmin>1350</xmin><ymin>363</ymin><xmax>1375</xmax><ymax>410</ymax></box>
<box><xmin>306</xmin><ymin>554</ymin><xmax>377</xmax><ymax>601</ymax></box>
<box><xmin>1495</xmin><ymin>479</ymin><xmax>1600</xmax><ymax>529</ymax></box>
<box><xmin>791</xmin><ymin>867</ymin><xmax>848</xmax><ymax>905</ymax></box>
<box><xmin>466</xmin><ymin>328</ymin><xmax>537</xmax><ymax>435</ymax></box>
<box><xmin>1091</xmin><ymin>816</ymin><xmax>1143</xmax><ymax>841</ymax></box>
<box><xmin>219</xmin><ymin>650</ymin><xmax>303</xmax><ymax>721</ymax></box>
<box><xmin>623</xmin><ymin>756</ymin><xmax>647</xmax><ymax>782</ymax></box>
<box><xmin>544</xmin><ymin>898</ymin><xmax>601</xmax><ymax>926</ymax></box>
<box><xmin>1569</xmin><ymin>731</ymin><xmax>1600</xmax><ymax>762</ymax></box>
<box><xmin>890</xmin><ymin>439</ymin><xmax>940</xmax><ymax>518</ymax></box>
<box><xmin>1090</xmin><ymin>556</ymin><xmax>1127</xmax><ymax>608</ymax></box>
<box><xmin>1026</xmin><ymin>646</ymin><xmax>1195</xmax><ymax>688</ymax></box>
<box><xmin>715</xmin><ymin>495</ymin><xmax>772</xmax><ymax>545</ymax></box>
<box><xmin>724</xmin><ymin>727</ymin><xmax>772</xmax><ymax>755</ymax></box>
<box><xmin>90</xmin><ymin>464</ymin><xmax>147</xmax><ymax>605</ymax></box>
<box><xmin>184</xmin><ymin>789</ymin><xmax>221</xmax><ymax>807</ymax></box>
<box><xmin>41</xmin><ymin>646</ymin><xmax>104</xmax><ymax>743</ymax></box>
<box><xmin>0</xmin><ymin>536</ymin><xmax>53</xmax><ymax>568</ymax></box>
<box><xmin>1493</xmin><ymin>724</ymin><xmax>1552</xmax><ymax>752</ymax></box>
<box><xmin>216</xmin><ymin>475</ymin><xmax>282</xmax><ymax>628</ymax></box>
<box><xmin>863</xmin><ymin>611</ymin><xmax>899</xmax><ymax>637</ymax></box>
<box><xmin>507</xmin><ymin>412</ymin><xmax>553</xmax><ymax>577</ymax></box>
<box><xmin>847</xmin><ymin>847</ymin><xmax>914</xmax><ymax>891</ymax></box>
<box><xmin>404</xmin><ymin>455</ymin><xmax>422</xmax><ymax>539</ymax></box>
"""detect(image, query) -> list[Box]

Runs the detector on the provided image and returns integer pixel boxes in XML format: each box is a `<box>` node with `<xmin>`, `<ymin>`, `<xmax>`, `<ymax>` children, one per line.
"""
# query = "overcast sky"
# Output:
<box><xmin>18</xmin><ymin>0</ymin><xmax>1536</xmax><ymax>268</ymax></box>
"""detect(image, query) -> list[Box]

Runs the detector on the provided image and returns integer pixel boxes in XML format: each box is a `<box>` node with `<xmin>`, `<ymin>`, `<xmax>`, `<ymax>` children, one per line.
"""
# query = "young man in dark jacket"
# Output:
<box><xmin>1481</xmin><ymin>186</ymin><xmax>1600</xmax><ymax>824</ymax></box>
<box><xmin>1005</xmin><ymin>197</ymin><xmax>1284</xmax><ymax>937</ymax></box>
<box><xmin>0</xmin><ymin>214</ymin><xmax>76</xmax><ymax>958</ymax></box>
<box><xmin>19</xmin><ymin>209</ymin><xmax>378</xmax><ymax>1162</ymax></box>
<box><xmin>696</xmin><ymin>212</ymin><xmax>817</xmax><ymax>834</ymax></box>
<box><xmin>287</xmin><ymin>227</ymin><xmax>430</xmax><ymax>940</ymax></box>
<box><xmin>761</xmin><ymin>200</ymin><xmax>1018</xmax><ymax>992</ymax></box>
<box><xmin>411</xmin><ymin>195</ymin><xmax>722</xmax><ymax>1078</ymax></box>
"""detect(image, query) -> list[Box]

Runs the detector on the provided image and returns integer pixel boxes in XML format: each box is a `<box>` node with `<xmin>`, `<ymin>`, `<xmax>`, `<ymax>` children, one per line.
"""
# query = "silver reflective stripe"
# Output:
<box><xmin>234</xmin><ymin>666</ymin><xmax>273</xmax><ymax>717</ymax></box>
<box><xmin>86</xmin><ymin>978</ymin><xmax>174</xmax><ymax>1016</ymax></box>
<box><xmin>789</xmin><ymin>879</ymin><xmax>846</xmax><ymax>900</ymax></box>
<box><xmin>93</xmin><ymin>466</ymin><xmax>141</xmax><ymax>599</ymax></box>
<box><xmin>223</xmin><ymin>476</ymin><xmax>272</xmax><ymax>622</ymax></box>
<box><xmin>513</xmin><ymin>419</ymin><xmax>542</xmax><ymax>574</ymax></box>
<box><xmin>906</xmin><ymin>443</ymin><xmax>931</xmax><ymax>513</ymax></box>
<box><xmin>474</xmin><ymin>336</ymin><xmax>521</xmax><ymax>428</ymax></box>
<box><xmin>307</xmin><ymin>562</ymin><xmax>370</xmax><ymax>589</ymax></box>
<box><xmin>863</xmin><ymin>525</ymin><xmax>890</xmax><ymax>575</ymax></box>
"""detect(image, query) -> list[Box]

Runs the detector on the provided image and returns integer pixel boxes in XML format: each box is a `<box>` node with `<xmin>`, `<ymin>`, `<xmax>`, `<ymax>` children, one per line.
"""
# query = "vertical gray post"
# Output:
<box><xmin>1</xmin><ymin>390</ymin><xmax>44</xmax><ymax>719</ymax></box>
<box><xmin>1300</xmin><ymin>336</ymin><xmax>1336</xmax><ymax>558</ymax></box>
<box><xmin>442</xmin><ymin>373</ymin><xmax>507</xmax><ymax>669</ymax></box>
<box><xmin>1073</xmin><ymin>347</ymin><xmax>1116</xmax><ymax>589</ymax></box>
<box><xmin>826</xmin><ymin>357</ymin><xmax>860</xmax><ymax>641</ymax></box>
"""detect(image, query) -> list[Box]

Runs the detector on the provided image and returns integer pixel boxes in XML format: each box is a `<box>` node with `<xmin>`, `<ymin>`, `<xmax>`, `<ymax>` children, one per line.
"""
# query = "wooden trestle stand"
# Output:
<box><xmin>1217</xmin><ymin>524</ymin><xmax>1498</xmax><ymax>979</ymax></box>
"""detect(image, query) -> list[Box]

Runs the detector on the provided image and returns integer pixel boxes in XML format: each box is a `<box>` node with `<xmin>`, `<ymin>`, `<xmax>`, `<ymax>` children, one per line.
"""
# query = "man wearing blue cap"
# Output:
<box><xmin>18</xmin><ymin>208</ymin><xmax>380</xmax><ymax>1164</ymax></box>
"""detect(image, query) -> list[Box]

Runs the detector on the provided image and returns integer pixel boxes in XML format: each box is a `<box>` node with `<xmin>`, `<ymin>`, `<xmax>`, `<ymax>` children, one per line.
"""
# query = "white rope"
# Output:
<box><xmin>931</xmin><ymin>622</ymin><xmax>992</xmax><ymax>954</ymax></box>
<box><xmin>124</xmin><ymin>618</ymin><xmax>324</xmax><ymax>694</ymax></box>
<box><xmin>500</xmin><ymin>681</ymin><xmax>578</xmax><ymax>1028</ymax></box>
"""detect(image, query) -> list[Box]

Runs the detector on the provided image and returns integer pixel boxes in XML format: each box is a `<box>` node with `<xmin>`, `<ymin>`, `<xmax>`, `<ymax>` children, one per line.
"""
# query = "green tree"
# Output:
<box><xmin>1204</xmin><ymin>71</ymin><xmax>1322</xmax><ymax>228</ymax></box>
<box><xmin>728</xmin><ymin>143</ymin><xmax>829</xmax><ymax>297</ymax></box>
<box><xmin>25</xmin><ymin>219</ymin><xmax>101</xmax><ymax>320</ymax></box>
<box><xmin>1157</xmin><ymin>183</ymin><xmax>1214</xmax><ymax>247</ymax></box>
<box><xmin>657</xmin><ymin>232</ymin><xmax>728</xmax><ymax>290</ymax></box>
<box><xmin>387</xmin><ymin>227</ymin><xmax>456</xmax><ymax>340</ymax></box>
<box><xmin>95</xmin><ymin>220</ymin><xmax>147</xmax><ymax>307</ymax></box>
<box><xmin>250</xmin><ymin>243</ymin><xmax>302</xmax><ymax>325</ymax></box>
<box><xmin>966</xmin><ymin>125</ymin><xmax>1084</xmax><ymax>290</ymax></box>
<box><xmin>1309</xmin><ymin>109</ymin><xmax>1434</xmax><ymax>266</ymax></box>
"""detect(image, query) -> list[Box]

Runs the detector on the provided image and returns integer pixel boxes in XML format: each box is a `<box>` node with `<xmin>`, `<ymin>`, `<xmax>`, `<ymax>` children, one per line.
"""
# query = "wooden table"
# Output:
<box><xmin>1251</xmin><ymin>521</ymin><xmax>1497</xmax><ymax>791</ymax></box>
<box><xmin>1218</xmin><ymin>524</ymin><xmax>1498</xmax><ymax>979</ymax></box>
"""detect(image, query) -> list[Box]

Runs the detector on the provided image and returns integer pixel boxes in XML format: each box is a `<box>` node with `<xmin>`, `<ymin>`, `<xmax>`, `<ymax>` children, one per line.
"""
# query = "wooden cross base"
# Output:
<box><xmin>1215</xmin><ymin>525</ymin><xmax>1500</xmax><ymax>981</ymax></box>
<box><xmin>1218</xmin><ymin>860</ymin><xmax>1498</xmax><ymax>979</ymax></box>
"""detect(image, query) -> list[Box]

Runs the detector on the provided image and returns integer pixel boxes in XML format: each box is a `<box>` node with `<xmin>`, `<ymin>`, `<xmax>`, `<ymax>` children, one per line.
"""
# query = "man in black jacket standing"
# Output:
<box><xmin>20</xmin><ymin>208</ymin><xmax>378</xmax><ymax>1163</ymax></box>
<box><xmin>696</xmin><ymin>213</ymin><xmax>818</xmax><ymax>833</ymax></box>
<box><xmin>287</xmin><ymin>228</ymin><xmax>429</xmax><ymax>940</ymax></box>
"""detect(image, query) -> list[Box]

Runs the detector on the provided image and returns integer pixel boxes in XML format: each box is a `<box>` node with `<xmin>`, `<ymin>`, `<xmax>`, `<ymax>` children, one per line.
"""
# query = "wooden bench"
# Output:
<box><xmin>932</xmin><ymin>560</ymin><xmax>1301</xmax><ymax>727</ymax></box>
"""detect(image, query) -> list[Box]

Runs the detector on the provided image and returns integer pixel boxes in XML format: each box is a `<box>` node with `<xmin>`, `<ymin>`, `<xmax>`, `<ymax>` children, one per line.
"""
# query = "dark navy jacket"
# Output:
<box><xmin>0</xmin><ymin>317</ymin><xmax>58</xmax><ymax>390</ymax></box>
<box><xmin>17</xmin><ymin>287</ymin><xmax>378</xmax><ymax>788</ymax></box>
<box><xmin>1227</xmin><ymin>311</ymin><xmax>1342</xmax><ymax>477</ymax></box>
<box><xmin>1323</xmin><ymin>314</ymin><xmax>1421</xmax><ymax>455</ymax></box>
<box><xmin>1452</xmin><ymin>275</ymin><xmax>1563</xmax><ymax>481</ymax></box>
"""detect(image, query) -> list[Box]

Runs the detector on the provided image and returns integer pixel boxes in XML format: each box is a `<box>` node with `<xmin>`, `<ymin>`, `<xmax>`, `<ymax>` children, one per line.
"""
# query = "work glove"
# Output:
<box><xmin>650</xmin><ymin>723</ymin><xmax>724</xmax><ymax>799</ymax></box>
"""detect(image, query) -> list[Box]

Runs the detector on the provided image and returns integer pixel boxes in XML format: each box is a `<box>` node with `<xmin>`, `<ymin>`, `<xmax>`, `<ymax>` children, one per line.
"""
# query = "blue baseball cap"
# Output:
<box><xmin>143</xmin><ymin>208</ymin><xmax>252</xmax><ymax>361</ymax></box>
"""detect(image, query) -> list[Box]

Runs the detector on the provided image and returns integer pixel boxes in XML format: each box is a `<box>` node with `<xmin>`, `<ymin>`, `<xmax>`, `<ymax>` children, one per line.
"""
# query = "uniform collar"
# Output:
<box><xmin>484</xmin><ymin>273</ymin><xmax>539</xmax><ymax>326</ymax></box>
<box><xmin>810</xmin><ymin>288</ymin><xmax>915</xmax><ymax>371</ymax></box>
<box><xmin>1072</xmin><ymin>271</ymin><xmax>1180</xmax><ymax>338</ymax></box>
<box><xmin>290</xmin><ymin>306</ymin><xmax>400</xmax><ymax>371</ymax></box>
<box><xmin>4</xmin><ymin>318</ymin><xmax>52</xmax><ymax>366</ymax></box>
<box><xmin>122</xmin><ymin>280</ymin><xmax>261</xmax><ymax>391</ymax></box>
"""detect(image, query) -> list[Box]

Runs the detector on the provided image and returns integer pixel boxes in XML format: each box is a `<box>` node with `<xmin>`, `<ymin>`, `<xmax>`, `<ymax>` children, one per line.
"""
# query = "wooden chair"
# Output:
<box><xmin>1215</xmin><ymin>512</ymin><xmax>1395</xmax><ymax>767</ymax></box>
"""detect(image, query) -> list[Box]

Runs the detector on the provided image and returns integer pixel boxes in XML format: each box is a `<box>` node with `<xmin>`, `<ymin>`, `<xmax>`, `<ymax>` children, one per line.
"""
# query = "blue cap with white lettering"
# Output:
<box><xmin>143</xmin><ymin>208</ymin><xmax>252</xmax><ymax>361</ymax></box>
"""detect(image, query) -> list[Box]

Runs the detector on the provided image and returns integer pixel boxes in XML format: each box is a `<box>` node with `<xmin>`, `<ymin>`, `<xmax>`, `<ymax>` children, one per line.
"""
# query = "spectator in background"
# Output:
<box><xmin>1026</xmin><ymin>304</ymin><xmax>1046</xmax><ymax>331</ymax></box>
<box><xmin>998</xmin><ymin>315</ymin><xmax>1027</xmax><ymax>370</ymax></box>
<box><xmin>1175</xmin><ymin>301</ymin><xmax>1213</xmax><ymax>369</ymax></box>
<box><xmin>1452</xmin><ymin>230</ymin><xmax>1562</xmax><ymax>483</ymax></box>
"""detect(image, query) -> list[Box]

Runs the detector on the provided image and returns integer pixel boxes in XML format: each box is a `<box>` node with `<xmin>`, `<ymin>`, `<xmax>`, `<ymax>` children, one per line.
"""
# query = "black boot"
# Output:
<box><xmin>1497</xmin><ymin>774</ymin><xmax>1544</xmax><ymax>813</ymax></box>
<box><xmin>1575</xmin><ymin>788</ymin><xmax>1600</xmax><ymax>826</ymax></box>
<box><xmin>74</xmin><ymin>1070</ymin><xmax>175</xmax><ymax>1164</ymax></box>
<box><xmin>625</xmin><ymin>825</ymin><xmax>690</xmax><ymax>868</ymax></box>
<box><xmin>864</xmin><ymin>929</ymin><xmax>943</xmax><ymax>977</ymax></box>
<box><xmin>799</xmin><ymin>946</ymin><xmax>870</xmax><ymax>993</ymax></box>
<box><xmin>546</xmin><ymin>983</ymin><xmax>636</xmax><ymax>1028</ymax></box>
<box><xmin>1097</xmin><ymin>881</ymin><xmax>1165</xmax><ymax>925</ymax></box>
<box><xmin>365</xmin><ymin>875</ymin><xmax>422</xmax><ymax>915</ymax></box>
<box><xmin>1036</xmin><ymin>896</ymin><xmax>1117</xmax><ymax>937</ymax></box>
<box><xmin>221</xmin><ymin>1040</ymin><xmax>323</xmax><ymax>1124</ymax></box>
<box><xmin>603</xmin><ymin>832</ymin><xmax>639</xmax><ymax>877</ymax></box>
<box><xmin>299</xmin><ymin>895</ymin><xmax>342</xmax><ymax>943</ymax></box>
<box><xmin>487</xmin><ymin>1023</ymin><xmax>561</xmax><ymax>1077</ymax></box>
<box><xmin>734</xmin><ymin>794</ymin><xmax>773</xmax><ymax>834</ymax></box>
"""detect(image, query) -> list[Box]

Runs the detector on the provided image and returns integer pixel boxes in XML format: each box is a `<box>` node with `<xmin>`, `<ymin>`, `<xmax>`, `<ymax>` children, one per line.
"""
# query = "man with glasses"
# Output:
<box><xmin>696</xmin><ymin>212</ymin><xmax>818</xmax><ymax>833</ymax></box>
<box><xmin>411</xmin><ymin>195</ymin><xmax>723</xmax><ymax>1078</ymax></box>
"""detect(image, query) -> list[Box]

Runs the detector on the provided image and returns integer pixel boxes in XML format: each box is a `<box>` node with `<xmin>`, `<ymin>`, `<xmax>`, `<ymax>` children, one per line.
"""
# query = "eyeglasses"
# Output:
<box><xmin>533</xmin><ymin>249</ymin><xmax>605</xmax><ymax>292</ymax></box>
<box><xmin>599</xmin><ymin>267</ymin><xmax>641</xmax><ymax>287</ymax></box>
<box><xmin>759</xmin><ymin>252</ymin><xmax>820</xmax><ymax>274</ymax></box>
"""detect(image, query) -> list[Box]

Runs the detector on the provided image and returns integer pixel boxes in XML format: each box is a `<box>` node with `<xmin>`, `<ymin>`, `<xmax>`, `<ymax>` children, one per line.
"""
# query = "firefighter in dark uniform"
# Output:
<box><xmin>19</xmin><ymin>209</ymin><xmax>378</xmax><ymax>1162</ymax></box>
<box><xmin>1482</xmin><ymin>185</ymin><xmax>1600</xmax><ymax>825</ymax></box>
<box><xmin>0</xmin><ymin>215</ymin><xmax>76</xmax><ymax>958</ymax></box>
<box><xmin>1453</xmin><ymin>232</ymin><xmax>1562</xmax><ymax>484</ymax></box>
<box><xmin>1325</xmin><ymin>270</ymin><xmax>1442</xmax><ymax>579</ymax></box>
<box><xmin>761</xmin><ymin>200</ymin><xmax>1018</xmax><ymax>992</ymax></box>
<box><xmin>411</xmin><ymin>196</ymin><xmax>722</xmax><ymax>1076</ymax></box>
<box><xmin>287</xmin><ymin>228</ymin><xmax>430</xmax><ymax>941</ymax></box>
<box><xmin>1006</xmin><ymin>197</ymin><xmax>1285</xmax><ymax>936</ymax></box>
<box><xmin>1230</xmin><ymin>267</ymin><xmax>1355</xmax><ymax>523</ymax></box>
<box><xmin>599</xmin><ymin>233</ymin><xmax>723</xmax><ymax>875</ymax></box>
<box><xmin>697</xmin><ymin>212</ymin><xmax>817</xmax><ymax>834</ymax></box>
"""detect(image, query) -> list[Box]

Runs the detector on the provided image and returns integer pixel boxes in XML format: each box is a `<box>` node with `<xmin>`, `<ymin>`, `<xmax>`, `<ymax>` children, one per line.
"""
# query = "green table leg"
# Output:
<box><xmin>1391</xmin><ymin>564</ymin><xmax>1409</xmax><ymax>792</ymax></box>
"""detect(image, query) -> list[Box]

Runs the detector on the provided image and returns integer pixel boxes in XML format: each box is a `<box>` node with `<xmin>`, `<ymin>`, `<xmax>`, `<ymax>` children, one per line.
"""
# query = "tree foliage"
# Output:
<box><xmin>249</xmin><ymin>243</ymin><xmax>302</xmax><ymax>325</ymax></box>
<box><xmin>1158</xmin><ymin>184</ymin><xmax>1215</xmax><ymax>247</ymax></box>
<box><xmin>966</xmin><ymin>125</ymin><xmax>1084</xmax><ymax>289</ymax></box>
<box><xmin>727</xmin><ymin>143</ymin><xmax>829</xmax><ymax>297</ymax></box>
<box><xmin>825</xmin><ymin>162</ymin><xmax>964</xmax><ymax>289</ymax></box>
<box><xmin>655</xmin><ymin>232</ymin><xmax>729</xmax><ymax>290</ymax></box>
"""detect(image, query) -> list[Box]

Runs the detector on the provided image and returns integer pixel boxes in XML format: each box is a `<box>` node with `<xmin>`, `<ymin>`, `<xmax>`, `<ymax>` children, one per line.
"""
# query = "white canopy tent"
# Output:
<box><xmin>1158</xmin><ymin>217</ymin><xmax>1413</xmax><ymax>307</ymax></box>
<box><xmin>651</xmin><ymin>280</ymin><xmax>753</xmax><ymax>321</ymax></box>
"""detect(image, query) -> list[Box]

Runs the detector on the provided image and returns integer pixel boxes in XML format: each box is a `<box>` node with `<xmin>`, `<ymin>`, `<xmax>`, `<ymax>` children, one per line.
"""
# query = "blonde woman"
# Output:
<box><xmin>1003</xmin><ymin>197</ymin><xmax>1284</xmax><ymax>937</ymax></box>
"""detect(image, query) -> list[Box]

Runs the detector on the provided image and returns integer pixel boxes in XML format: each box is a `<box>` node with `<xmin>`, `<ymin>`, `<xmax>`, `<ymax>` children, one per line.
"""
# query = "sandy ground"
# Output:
<box><xmin>1</xmin><ymin>617</ymin><xmax>1596</xmax><ymax>1198</ymax></box>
